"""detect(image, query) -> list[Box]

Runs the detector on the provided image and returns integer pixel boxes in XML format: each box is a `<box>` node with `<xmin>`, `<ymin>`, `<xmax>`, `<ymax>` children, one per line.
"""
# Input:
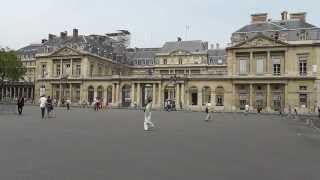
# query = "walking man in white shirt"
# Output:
<box><xmin>39</xmin><ymin>95</ymin><xmax>47</xmax><ymax>119</ymax></box>
<box><xmin>144</xmin><ymin>97</ymin><xmax>154</xmax><ymax>131</ymax></box>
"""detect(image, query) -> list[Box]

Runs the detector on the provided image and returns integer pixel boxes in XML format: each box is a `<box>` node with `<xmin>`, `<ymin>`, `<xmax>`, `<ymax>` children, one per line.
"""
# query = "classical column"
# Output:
<box><xmin>69</xmin><ymin>84</ymin><xmax>72</xmax><ymax>102</ymax></box>
<box><xmin>284</xmin><ymin>83</ymin><xmax>288</xmax><ymax>112</ymax></box>
<box><xmin>131</xmin><ymin>83</ymin><xmax>135</xmax><ymax>107</ymax></box>
<box><xmin>181</xmin><ymin>83</ymin><xmax>185</xmax><ymax>107</ymax></box>
<box><xmin>30</xmin><ymin>88</ymin><xmax>34</xmax><ymax>102</ymax></box>
<box><xmin>198</xmin><ymin>88</ymin><xmax>202</xmax><ymax>108</ymax></box>
<box><xmin>112</xmin><ymin>84</ymin><xmax>116</xmax><ymax>104</ymax></box>
<box><xmin>70</xmin><ymin>59</ymin><xmax>73</xmax><ymax>77</ymax></box>
<box><xmin>267</xmin><ymin>51</ymin><xmax>271</xmax><ymax>74</ymax></box>
<box><xmin>211</xmin><ymin>88</ymin><xmax>215</xmax><ymax>106</ymax></box>
<box><xmin>249</xmin><ymin>84</ymin><xmax>253</xmax><ymax>110</ymax></box>
<box><xmin>13</xmin><ymin>87</ymin><xmax>16</xmax><ymax>99</ymax></box>
<box><xmin>232</xmin><ymin>83</ymin><xmax>236</xmax><ymax>111</ymax></box>
<box><xmin>176</xmin><ymin>83</ymin><xmax>180</xmax><ymax>108</ymax></box>
<box><xmin>250</xmin><ymin>52</ymin><xmax>254</xmax><ymax>74</ymax></box>
<box><xmin>1</xmin><ymin>87</ymin><xmax>4</xmax><ymax>100</ymax></box>
<box><xmin>152</xmin><ymin>83</ymin><xmax>156</xmax><ymax>106</ymax></box>
<box><xmin>59</xmin><ymin>84</ymin><xmax>62</xmax><ymax>103</ymax></box>
<box><xmin>266</xmin><ymin>84</ymin><xmax>271</xmax><ymax>112</ymax></box>
<box><xmin>137</xmin><ymin>83</ymin><xmax>141</xmax><ymax>106</ymax></box>
<box><xmin>158</xmin><ymin>83</ymin><xmax>162</xmax><ymax>107</ymax></box>
<box><xmin>60</xmin><ymin>59</ymin><xmax>63</xmax><ymax>77</ymax></box>
<box><xmin>116</xmin><ymin>83</ymin><xmax>120</xmax><ymax>105</ymax></box>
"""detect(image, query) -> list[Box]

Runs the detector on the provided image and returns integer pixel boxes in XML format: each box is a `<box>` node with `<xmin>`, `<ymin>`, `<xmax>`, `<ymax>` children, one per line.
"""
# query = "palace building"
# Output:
<box><xmin>18</xmin><ymin>11</ymin><xmax>320</xmax><ymax>112</ymax></box>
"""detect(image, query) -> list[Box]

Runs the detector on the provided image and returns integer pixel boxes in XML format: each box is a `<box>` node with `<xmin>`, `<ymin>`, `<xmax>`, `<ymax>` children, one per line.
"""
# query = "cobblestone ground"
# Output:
<box><xmin>0</xmin><ymin>106</ymin><xmax>320</xmax><ymax>180</ymax></box>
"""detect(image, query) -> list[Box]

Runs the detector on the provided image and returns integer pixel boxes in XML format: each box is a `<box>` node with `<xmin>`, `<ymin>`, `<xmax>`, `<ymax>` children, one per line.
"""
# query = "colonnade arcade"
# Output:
<box><xmin>0</xmin><ymin>82</ymin><xmax>34</xmax><ymax>102</ymax></box>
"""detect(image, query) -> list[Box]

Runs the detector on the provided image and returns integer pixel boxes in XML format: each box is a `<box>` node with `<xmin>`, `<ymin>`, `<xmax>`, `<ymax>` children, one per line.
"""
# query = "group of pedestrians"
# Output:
<box><xmin>39</xmin><ymin>95</ymin><xmax>55</xmax><ymax>119</ymax></box>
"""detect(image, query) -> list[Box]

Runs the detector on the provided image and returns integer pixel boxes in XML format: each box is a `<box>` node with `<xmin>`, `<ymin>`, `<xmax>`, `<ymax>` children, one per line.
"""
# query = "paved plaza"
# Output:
<box><xmin>0</xmin><ymin>106</ymin><xmax>320</xmax><ymax>180</ymax></box>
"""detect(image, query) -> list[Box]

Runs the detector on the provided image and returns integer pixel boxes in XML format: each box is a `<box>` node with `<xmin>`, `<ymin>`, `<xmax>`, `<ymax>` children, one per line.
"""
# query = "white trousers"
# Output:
<box><xmin>144</xmin><ymin>113</ymin><xmax>154</xmax><ymax>130</ymax></box>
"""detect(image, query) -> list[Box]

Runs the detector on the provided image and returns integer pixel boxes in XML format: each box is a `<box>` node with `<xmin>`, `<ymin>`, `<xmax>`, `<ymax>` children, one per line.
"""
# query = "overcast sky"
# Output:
<box><xmin>0</xmin><ymin>0</ymin><xmax>318</xmax><ymax>49</ymax></box>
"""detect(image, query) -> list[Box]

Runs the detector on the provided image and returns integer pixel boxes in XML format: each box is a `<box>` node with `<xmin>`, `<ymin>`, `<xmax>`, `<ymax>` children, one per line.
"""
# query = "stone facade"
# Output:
<box><xmin>29</xmin><ymin>11</ymin><xmax>320</xmax><ymax>113</ymax></box>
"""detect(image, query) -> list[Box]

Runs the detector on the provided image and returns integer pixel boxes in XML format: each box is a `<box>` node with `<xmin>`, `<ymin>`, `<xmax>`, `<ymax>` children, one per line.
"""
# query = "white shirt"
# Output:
<box><xmin>39</xmin><ymin>97</ymin><xmax>47</xmax><ymax>108</ymax></box>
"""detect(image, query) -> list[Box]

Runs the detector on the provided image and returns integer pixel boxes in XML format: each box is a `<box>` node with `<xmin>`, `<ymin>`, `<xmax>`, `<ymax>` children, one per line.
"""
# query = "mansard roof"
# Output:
<box><xmin>160</xmin><ymin>40</ymin><xmax>208</xmax><ymax>54</ymax></box>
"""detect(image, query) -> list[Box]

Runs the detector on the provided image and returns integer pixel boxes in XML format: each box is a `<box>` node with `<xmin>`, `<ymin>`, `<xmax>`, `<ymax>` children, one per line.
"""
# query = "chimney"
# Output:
<box><xmin>281</xmin><ymin>11</ymin><xmax>288</xmax><ymax>21</ymax></box>
<box><xmin>251</xmin><ymin>13</ymin><xmax>268</xmax><ymax>24</ymax></box>
<box><xmin>216</xmin><ymin>43</ymin><xmax>220</xmax><ymax>49</ymax></box>
<box><xmin>290</xmin><ymin>12</ymin><xmax>306</xmax><ymax>22</ymax></box>
<box><xmin>48</xmin><ymin>34</ymin><xmax>56</xmax><ymax>41</ymax></box>
<box><xmin>60</xmin><ymin>31</ymin><xmax>68</xmax><ymax>39</ymax></box>
<box><xmin>73</xmin><ymin>28</ymin><xmax>78</xmax><ymax>40</ymax></box>
<box><xmin>41</xmin><ymin>39</ymin><xmax>48</xmax><ymax>44</ymax></box>
<box><xmin>210</xmin><ymin>44</ymin><xmax>214</xmax><ymax>49</ymax></box>
<box><xmin>177</xmin><ymin>37</ymin><xmax>182</xmax><ymax>42</ymax></box>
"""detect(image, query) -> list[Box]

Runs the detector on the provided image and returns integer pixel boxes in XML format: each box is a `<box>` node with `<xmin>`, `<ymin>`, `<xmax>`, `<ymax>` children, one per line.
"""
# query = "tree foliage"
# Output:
<box><xmin>0</xmin><ymin>48</ymin><xmax>25</xmax><ymax>83</ymax></box>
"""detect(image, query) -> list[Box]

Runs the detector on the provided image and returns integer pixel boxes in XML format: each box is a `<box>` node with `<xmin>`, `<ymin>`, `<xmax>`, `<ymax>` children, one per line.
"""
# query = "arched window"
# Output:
<box><xmin>97</xmin><ymin>86</ymin><xmax>104</xmax><ymax>99</ymax></box>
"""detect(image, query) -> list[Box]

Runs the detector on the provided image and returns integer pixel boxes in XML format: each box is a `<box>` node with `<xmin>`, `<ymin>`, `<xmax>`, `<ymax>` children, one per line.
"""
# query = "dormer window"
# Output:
<box><xmin>178</xmin><ymin>58</ymin><xmax>182</xmax><ymax>64</ymax></box>
<box><xmin>163</xmin><ymin>59</ymin><xmax>167</xmax><ymax>65</ymax></box>
<box><xmin>297</xmin><ymin>30</ymin><xmax>309</xmax><ymax>40</ymax></box>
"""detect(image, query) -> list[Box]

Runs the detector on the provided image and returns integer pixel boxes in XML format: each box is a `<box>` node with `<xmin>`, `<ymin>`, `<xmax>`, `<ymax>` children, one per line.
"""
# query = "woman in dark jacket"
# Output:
<box><xmin>17</xmin><ymin>96</ymin><xmax>25</xmax><ymax>115</ymax></box>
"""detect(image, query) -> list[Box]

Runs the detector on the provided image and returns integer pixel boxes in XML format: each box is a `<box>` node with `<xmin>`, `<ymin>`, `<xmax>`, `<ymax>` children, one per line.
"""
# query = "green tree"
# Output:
<box><xmin>0</xmin><ymin>48</ymin><xmax>25</xmax><ymax>84</ymax></box>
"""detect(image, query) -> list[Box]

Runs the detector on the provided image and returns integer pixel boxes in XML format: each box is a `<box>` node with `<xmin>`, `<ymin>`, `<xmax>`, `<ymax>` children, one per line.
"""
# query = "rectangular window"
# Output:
<box><xmin>272</xmin><ymin>57</ymin><xmax>281</xmax><ymax>76</ymax></box>
<box><xmin>239</xmin><ymin>57</ymin><xmax>247</xmax><ymax>74</ymax></box>
<box><xmin>299</xmin><ymin>94</ymin><xmax>307</xmax><ymax>107</ymax></box>
<box><xmin>76</xmin><ymin>64</ymin><xmax>81</xmax><ymax>76</ymax></box>
<box><xmin>299</xmin><ymin>55</ymin><xmax>307</xmax><ymax>76</ymax></box>
<box><xmin>216</xmin><ymin>95</ymin><xmax>224</xmax><ymax>106</ymax></box>
<box><xmin>163</xmin><ymin>59</ymin><xmax>167</xmax><ymax>65</ymax></box>
<box><xmin>256</xmin><ymin>57</ymin><xmax>264</xmax><ymax>74</ymax></box>
<box><xmin>56</xmin><ymin>64</ymin><xmax>61</xmax><ymax>76</ymax></box>
<box><xmin>179</xmin><ymin>58</ymin><xmax>182</xmax><ymax>64</ymax></box>
<box><xmin>98</xmin><ymin>64</ymin><xmax>102</xmax><ymax>76</ymax></box>
<box><xmin>41</xmin><ymin>64</ymin><xmax>47</xmax><ymax>77</ymax></box>
<box><xmin>90</xmin><ymin>64</ymin><xmax>94</xmax><ymax>77</ymax></box>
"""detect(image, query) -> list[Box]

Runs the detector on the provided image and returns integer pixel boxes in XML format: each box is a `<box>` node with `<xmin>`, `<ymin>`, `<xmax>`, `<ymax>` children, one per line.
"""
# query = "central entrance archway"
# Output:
<box><xmin>122</xmin><ymin>84</ymin><xmax>131</xmax><ymax>107</ymax></box>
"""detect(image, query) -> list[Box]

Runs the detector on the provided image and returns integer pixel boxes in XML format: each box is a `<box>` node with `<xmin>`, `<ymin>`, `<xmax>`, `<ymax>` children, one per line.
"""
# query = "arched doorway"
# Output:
<box><xmin>215</xmin><ymin>86</ymin><xmax>224</xmax><ymax>106</ymax></box>
<box><xmin>122</xmin><ymin>84</ymin><xmax>131</xmax><ymax>107</ymax></box>
<box><xmin>189</xmin><ymin>86</ymin><xmax>198</xmax><ymax>105</ymax></box>
<box><xmin>202</xmin><ymin>86</ymin><xmax>211</xmax><ymax>105</ymax></box>
<box><xmin>142</xmin><ymin>84</ymin><xmax>153</xmax><ymax>107</ymax></box>
<box><xmin>164</xmin><ymin>84</ymin><xmax>176</xmax><ymax>107</ymax></box>
<box><xmin>88</xmin><ymin>86</ymin><xmax>94</xmax><ymax>105</ymax></box>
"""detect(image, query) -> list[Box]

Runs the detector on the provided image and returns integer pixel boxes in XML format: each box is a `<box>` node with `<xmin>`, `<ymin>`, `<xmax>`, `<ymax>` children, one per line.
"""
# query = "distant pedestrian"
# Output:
<box><xmin>317</xmin><ymin>105</ymin><xmax>320</xmax><ymax>118</ymax></box>
<box><xmin>245</xmin><ymin>104</ymin><xmax>249</xmax><ymax>115</ymax></box>
<box><xmin>39</xmin><ymin>95</ymin><xmax>47</xmax><ymax>119</ymax></box>
<box><xmin>257</xmin><ymin>104</ymin><xmax>261</xmax><ymax>114</ymax></box>
<box><xmin>17</xmin><ymin>96</ymin><xmax>25</xmax><ymax>115</ymax></box>
<box><xmin>288</xmin><ymin>104</ymin><xmax>292</xmax><ymax>118</ymax></box>
<box><xmin>66</xmin><ymin>99</ymin><xmax>71</xmax><ymax>110</ymax></box>
<box><xmin>205</xmin><ymin>103</ymin><xmax>212</xmax><ymax>122</ymax></box>
<box><xmin>47</xmin><ymin>96</ymin><xmax>53</xmax><ymax>117</ymax></box>
<box><xmin>144</xmin><ymin>97</ymin><xmax>154</xmax><ymax>131</ymax></box>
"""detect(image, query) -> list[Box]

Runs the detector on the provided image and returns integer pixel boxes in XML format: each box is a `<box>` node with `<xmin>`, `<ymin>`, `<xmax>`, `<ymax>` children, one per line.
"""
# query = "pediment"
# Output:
<box><xmin>50</xmin><ymin>47</ymin><xmax>83</xmax><ymax>57</ymax></box>
<box><xmin>233</xmin><ymin>36</ymin><xmax>288</xmax><ymax>49</ymax></box>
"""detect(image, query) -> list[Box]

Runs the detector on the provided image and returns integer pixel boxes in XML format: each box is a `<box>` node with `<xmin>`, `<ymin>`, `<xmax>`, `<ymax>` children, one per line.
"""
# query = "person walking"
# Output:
<box><xmin>39</xmin><ymin>95</ymin><xmax>47</xmax><ymax>119</ymax></box>
<box><xmin>144</xmin><ymin>97</ymin><xmax>154</xmax><ymax>131</ymax></box>
<box><xmin>205</xmin><ymin>102</ymin><xmax>212</xmax><ymax>122</ymax></box>
<box><xmin>244</xmin><ymin>104</ymin><xmax>249</xmax><ymax>115</ymax></box>
<box><xmin>17</xmin><ymin>96</ymin><xmax>25</xmax><ymax>115</ymax></box>
<box><xmin>66</xmin><ymin>99</ymin><xmax>71</xmax><ymax>110</ymax></box>
<box><xmin>46</xmin><ymin>96</ymin><xmax>53</xmax><ymax>117</ymax></box>
<box><xmin>317</xmin><ymin>105</ymin><xmax>320</xmax><ymax>118</ymax></box>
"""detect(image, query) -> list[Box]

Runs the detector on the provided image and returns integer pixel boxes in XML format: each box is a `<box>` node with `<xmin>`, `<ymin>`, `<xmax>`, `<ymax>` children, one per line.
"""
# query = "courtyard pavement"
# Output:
<box><xmin>0</xmin><ymin>106</ymin><xmax>320</xmax><ymax>180</ymax></box>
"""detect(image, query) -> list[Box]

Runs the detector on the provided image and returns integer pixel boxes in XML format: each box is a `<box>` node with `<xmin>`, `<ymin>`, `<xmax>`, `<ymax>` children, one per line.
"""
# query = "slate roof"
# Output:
<box><xmin>160</xmin><ymin>40</ymin><xmax>208</xmax><ymax>53</ymax></box>
<box><xmin>236</xmin><ymin>20</ymin><xmax>317</xmax><ymax>33</ymax></box>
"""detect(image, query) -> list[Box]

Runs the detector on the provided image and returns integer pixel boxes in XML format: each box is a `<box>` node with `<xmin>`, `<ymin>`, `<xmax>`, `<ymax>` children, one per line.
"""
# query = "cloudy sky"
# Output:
<box><xmin>0</xmin><ymin>0</ymin><xmax>318</xmax><ymax>49</ymax></box>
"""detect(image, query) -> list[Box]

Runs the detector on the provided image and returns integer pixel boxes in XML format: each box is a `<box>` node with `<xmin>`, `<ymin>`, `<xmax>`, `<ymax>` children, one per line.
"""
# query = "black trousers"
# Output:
<box><xmin>41</xmin><ymin>107</ymin><xmax>46</xmax><ymax>119</ymax></box>
<box><xmin>17</xmin><ymin>106</ymin><xmax>23</xmax><ymax>115</ymax></box>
